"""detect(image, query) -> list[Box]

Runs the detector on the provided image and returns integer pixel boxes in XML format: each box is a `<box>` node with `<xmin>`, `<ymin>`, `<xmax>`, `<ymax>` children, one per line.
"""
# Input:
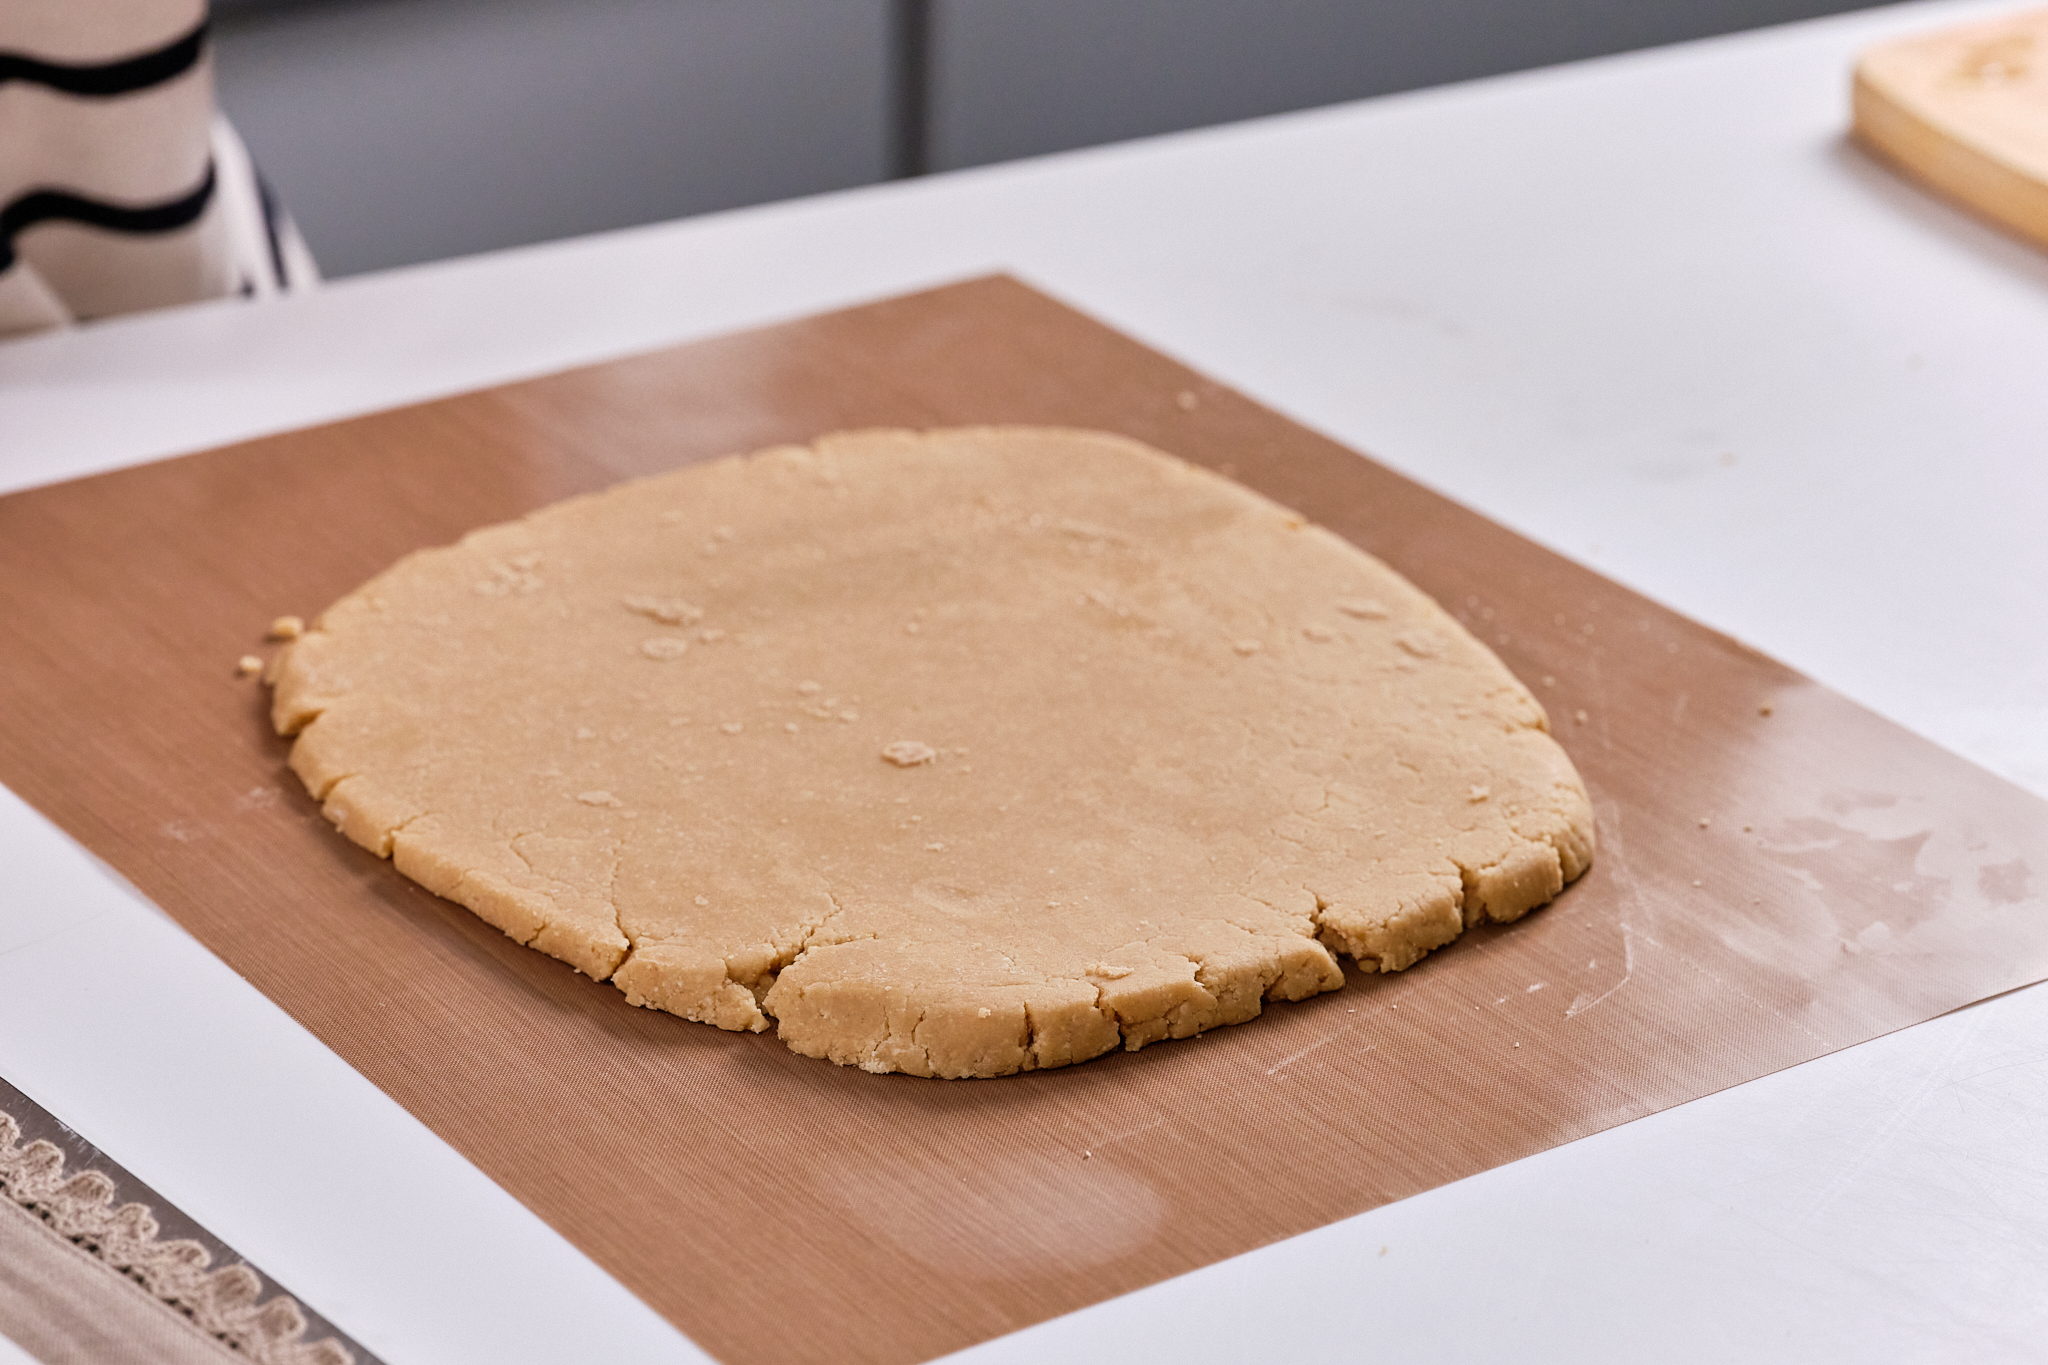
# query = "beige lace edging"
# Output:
<box><xmin>0</xmin><ymin>1109</ymin><xmax>353</xmax><ymax>1365</ymax></box>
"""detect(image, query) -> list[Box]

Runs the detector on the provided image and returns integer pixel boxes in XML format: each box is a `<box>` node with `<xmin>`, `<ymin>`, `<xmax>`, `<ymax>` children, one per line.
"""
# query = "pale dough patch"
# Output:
<box><xmin>269</xmin><ymin>427</ymin><xmax>1594</xmax><ymax>1078</ymax></box>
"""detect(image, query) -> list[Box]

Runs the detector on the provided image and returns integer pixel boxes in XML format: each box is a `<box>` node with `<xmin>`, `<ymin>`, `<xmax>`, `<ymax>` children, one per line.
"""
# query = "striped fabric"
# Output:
<box><xmin>1</xmin><ymin>1</ymin><xmax>316</xmax><ymax>338</ymax></box>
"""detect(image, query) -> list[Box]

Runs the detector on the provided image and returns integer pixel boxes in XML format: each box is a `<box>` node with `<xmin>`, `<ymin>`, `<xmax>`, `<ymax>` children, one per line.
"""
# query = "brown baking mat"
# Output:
<box><xmin>1</xmin><ymin>276</ymin><xmax>2044</xmax><ymax>1365</ymax></box>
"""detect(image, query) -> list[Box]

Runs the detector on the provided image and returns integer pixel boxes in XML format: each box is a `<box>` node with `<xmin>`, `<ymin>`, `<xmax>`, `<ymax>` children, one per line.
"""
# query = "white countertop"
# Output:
<box><xmin>3</xmin><ymin>1</ymin><xmax>2045</xmax><ymax>1360</ymax></box>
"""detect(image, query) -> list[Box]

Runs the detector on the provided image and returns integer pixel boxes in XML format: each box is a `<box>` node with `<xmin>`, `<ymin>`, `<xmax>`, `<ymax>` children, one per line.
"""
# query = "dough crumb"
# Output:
<box><xmin>640</xmin><ymin>637</ymin><xmax>690</xmax><ymax>660</ymax></box>
<box><xmin>623</xmin><ymin>594</ymin><xmax>704</xmax><ymax>626</ymax></box>
<box><xmin>925</xmin><ymin>842</ymin><xmax>947</xmax><ymax>852</ymax></box>
<box><xmin>267</xmin><ymin>615</ymin><xmax>304</xmax><ymax>641</ymax></box>
<box><xmin>1232</xmin><ymin>639</ymin><xmax>1262</xmax><ymax>656</ymax></box>
<box><xmin>1396</xmin><ymin>634</ymin><xmax>1439</xmax><ymax>659</ymax></box>
<box><xmin>1574</xmin><ymin>709</ymin><xmax>1589</xmax><ymax>725</ymax></box>
<box><xmin>476</xmin><ymin>558</ymin><xmax>544</xmax><ymax>596</ymax></box>
<box><xmin>882</xmin><ymin>740</ymin><xmax>937</xmax><ymax>767</ymax></box>
<box><xmin>1337</xmin><ymin>599</ymin><xmax>1390</xmax><ymax>620</ymax></box>
<box><xmin>1698</xmin><ymin>816</ymin><xmax>1712</xmax><ymax>828</ymax></box>
<box><xmin>977</xmin><ymin>1006</ymin><xmax>992</xmax><ymax>1018</ymax></box>
<box><xmin>1469</xmin><ymin>785</ymin><xmax>1490</xmax><ymax>802</ymax></box>
<box><xmin>576</xmin><ymin>790</ymin><xmax>622</xmax><ymax>807</ymax></box>
<box><xmin>236</xmin><ymin>654</ymin><xmax>263</xmax><ymax>677</ymax></box>
<box><xmin>1087</xmin><ymin>963</ymin><xmax>1134</xmax><ymax>979</ymax></box>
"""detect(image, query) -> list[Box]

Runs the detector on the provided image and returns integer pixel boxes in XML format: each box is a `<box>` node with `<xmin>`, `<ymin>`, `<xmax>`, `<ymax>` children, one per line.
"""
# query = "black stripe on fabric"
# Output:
<box><xmin>0</xmin><ymin>20</ymin><xmax>208</xmax><ymax>97</ymax></box>
<box><xmin>0</xmin><ymin>162</ymin><xmax>217</xmax><ymax>273</ymax></box>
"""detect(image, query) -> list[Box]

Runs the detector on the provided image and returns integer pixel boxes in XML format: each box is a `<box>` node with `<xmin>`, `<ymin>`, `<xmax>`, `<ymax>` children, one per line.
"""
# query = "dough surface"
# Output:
<box><xmin>269</xmin><ymin>427</ymin><xmax>1594</xmax><ymax>1078</ymax></box>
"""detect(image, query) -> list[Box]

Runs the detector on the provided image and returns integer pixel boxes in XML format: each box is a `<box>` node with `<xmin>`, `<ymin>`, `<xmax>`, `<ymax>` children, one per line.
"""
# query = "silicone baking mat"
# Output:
<box><xmin>1</xmin><ymin>277</ymin><xmax>2043</xmax><ymax>1365</ymax></box>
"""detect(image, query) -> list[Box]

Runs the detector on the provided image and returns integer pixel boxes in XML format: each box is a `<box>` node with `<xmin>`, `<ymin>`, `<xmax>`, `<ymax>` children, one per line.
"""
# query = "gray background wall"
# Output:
<box><xmin>212</xmin><ymin>0</ymin><xmax>895</xmax><ymax>276</ymax></box>
<box><xmin>923</xmin><ymin>0</ymin><xmax>1885</xmax><ymax>169</ymax></box>
<box><xmin>212</xmin><ymin>0</ymin><xmax>1889</xmax><ymax>278</ymax></box>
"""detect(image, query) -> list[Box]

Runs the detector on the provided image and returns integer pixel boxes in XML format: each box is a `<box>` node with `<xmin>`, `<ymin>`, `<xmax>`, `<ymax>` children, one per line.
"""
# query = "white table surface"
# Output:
<box><xmin>4</xmin><ymin>2</ymin><xmax>2046</xmax><ymax>1361</ymax></box>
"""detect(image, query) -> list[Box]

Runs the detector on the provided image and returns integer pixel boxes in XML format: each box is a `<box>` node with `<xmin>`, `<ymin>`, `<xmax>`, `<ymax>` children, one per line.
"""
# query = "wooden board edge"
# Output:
<box><xmin>1850</xmin><ymin>58</ymin><xmax>2048</xmax><ymax>252</ymax></box>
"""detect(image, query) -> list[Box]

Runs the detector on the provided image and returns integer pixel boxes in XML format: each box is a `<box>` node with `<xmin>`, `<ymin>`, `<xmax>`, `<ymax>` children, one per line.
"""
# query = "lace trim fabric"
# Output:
<box><xmin>0</xmin><ymin>1108</ymin><xmax>353</xmax><ymax>1365</ymax></box>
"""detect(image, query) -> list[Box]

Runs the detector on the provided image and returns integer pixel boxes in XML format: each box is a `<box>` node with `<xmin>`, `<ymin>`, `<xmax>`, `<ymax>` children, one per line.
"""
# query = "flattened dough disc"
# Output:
<box><xmin>270</xmin><ymin>427</ymin><xmax>1594</xmax><ymax>1078</ymax></box>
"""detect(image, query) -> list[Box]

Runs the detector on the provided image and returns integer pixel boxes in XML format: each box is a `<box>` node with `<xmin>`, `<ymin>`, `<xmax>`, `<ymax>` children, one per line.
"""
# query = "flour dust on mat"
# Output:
<box><xmin>266</xmin><ymin>427</ymin><xmax>1594</xmax><ymax>1077</ymax></box>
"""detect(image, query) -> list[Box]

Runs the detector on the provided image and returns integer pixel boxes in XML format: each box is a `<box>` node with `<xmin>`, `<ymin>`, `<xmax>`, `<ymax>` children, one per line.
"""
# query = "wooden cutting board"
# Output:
<box><xmin>1854</xmin><ymin>6</ymin><xmax>2048</xmax><ymax>249</ymax></box>
<box><xmin>1</xmin><ymin>277</ymin><xmax>2044</xmax><ymax>1365</ymax></box>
